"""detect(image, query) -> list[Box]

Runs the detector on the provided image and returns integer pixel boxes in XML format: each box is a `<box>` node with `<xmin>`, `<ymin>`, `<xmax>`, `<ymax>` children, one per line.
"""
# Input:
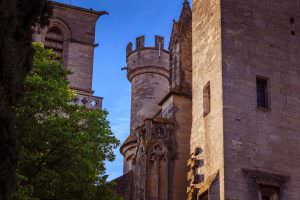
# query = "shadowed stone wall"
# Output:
<box><xmin>222</xmin><ymin>0</ymin><xmax>300</xmax><ymax>199</ymax></box>
<box><xmin>33</xmin><ymin>2</ymin><xmax>105</xmax><ymax>95</ymax></box>
<box><xmin>191</xmin><ymin>0</ymin><xmax>300</xmax><ymax>199</ymax></box>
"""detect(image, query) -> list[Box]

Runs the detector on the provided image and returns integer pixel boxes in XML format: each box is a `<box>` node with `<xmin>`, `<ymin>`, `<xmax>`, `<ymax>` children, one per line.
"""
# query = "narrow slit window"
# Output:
<box><xmin>256</xmin><ymin>77</ymin><xmax>268</xmax><ymax>108</ymax></box>
<box><xmin>203</xmin><ymin>81</ymin><xmax>211</xmax><ymax>116</ymax></box>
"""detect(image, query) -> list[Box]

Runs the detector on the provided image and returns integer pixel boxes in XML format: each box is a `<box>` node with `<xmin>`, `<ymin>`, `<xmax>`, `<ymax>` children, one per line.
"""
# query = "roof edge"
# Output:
<box><xmin>50</xmin><ymin>1</ymin><xmax>109</xmax><ymax>16</ymax></box>
<box><xmin>158</xmin><ymin>91</ymin><xmax>192</xmax><ymax>106</ymax></box>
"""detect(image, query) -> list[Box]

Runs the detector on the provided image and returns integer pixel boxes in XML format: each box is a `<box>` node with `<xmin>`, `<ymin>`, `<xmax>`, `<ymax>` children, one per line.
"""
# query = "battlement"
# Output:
<box><xmin>126</xmin><ymin>35</ymin><xmax>168</xmax><ymax>58</ymax></box>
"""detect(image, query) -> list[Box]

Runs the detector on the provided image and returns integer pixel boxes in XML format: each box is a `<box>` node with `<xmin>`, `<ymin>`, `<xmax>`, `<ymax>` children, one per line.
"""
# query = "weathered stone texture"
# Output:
<box><xmin>121</xmin><ymin>141</ymin><xmax>137</xmax><ymax>173</ymax></box>
<box><xmin>127</xmin><ymin>45</ymin><xmax>170</xmax><ymax>132</ymax></box>
<box><xmin>191</xmin><ymin>0</ymin><xmax>300</xmax><ymax>199</ymax></box>
<box><xmin>118</xmin><ymin>0</ymin><xmax>300</xmax><ymax>199</ymax></box>
<box><xmin>51</xmin><ymin>4</ymin><xmax>99</xmax><ymax>92</ymax></box>
<box><xmin>50</xmin><ymin>4</ymin><xmax>99</xmax><ymax>44</ymax></box>
<box><xmin>112</xmin><ymin>171</ymin><xmax>134</xmax><ymax>200</ymax></box>
<box><xmin>221</xmin><ymin>0</ymin><xmax>300</xmax><ymax>199</ymax></box>
<box><xmin>119</xmin><ymin>2</ymin><xmax>192</xmax><ymax>200</ymax></box>
<box><xmin>130</xmin><ymin>72</ymin><xmax>169</xmax><ymax>131</ymax></box>
<box><xmin>190</xmin><ymin>0</ymin><xmax>224</xmax><ymax>199</ymax></box>
<box><xmin>33</xmin><ymin>2</ymin><xmax>103</xmax><ymax>94</ymax></box>
<box><xmin>67</xmin><ymin>42</ymin><xmax>95</xmax><ymax>92</ymax></box>
<box><xmin>161</xmin><ymin>95</ymin><xmax>192</xmax><ymax>200</ymax></box>
<box><xmin>32</xmin><ymin>2</ymin><xmax>104</xmax><ymax>110</ymax></box>
<box><xmin>121</xmin><ymin>38</ymin><xmax>170</xmax><ymax>175</ymax></box>
<box><xmin>169</xmin><ymin>3</ymin><xmax>192</xmax><ymax>97</ymax></box>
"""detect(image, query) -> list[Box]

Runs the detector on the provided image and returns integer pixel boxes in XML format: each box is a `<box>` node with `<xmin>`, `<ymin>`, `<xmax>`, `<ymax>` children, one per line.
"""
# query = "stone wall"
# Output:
<box><xmin>120</xmin><ymin>4</ymin><xmax>193</xmax><ymax>198</ymax></box>
<box><xmin>179</xmin><ymin>17</ymin><xmax>192</xmax><ymax>97</ymax></box>
<box><xmin>190</xmin><ymin>0</ymin><xmax>224</xmax><ymax>199</ymax></box>
<box><xmin>162</xmin><ymin>4</ymin><xmax>193</xmax><ymax>198</ymax></box>
<box><xmin>33</xmin><ymin>2</ymin><xmax>103</xmax><ymax>94</ymax></box>
<box><xmin>161</xmin><ymin>95</ymin><xmax>192</xmax><ymax>200</ymax></box>
<box><xmin>126</xmin><ymin>44</ymin><xmax>170</xmax><ymax>132</ymax></box>
<box><xmin>221</xmin><ymin>0</ymin><xmax>300</xmax><ymax>199</ymax></box>
<box><xmin>118</xmin><ymin>1</ymin><xmax>300</xmax><ymax>199</ymax></box>
<box><xmin>51</xmin><ymin>3</ymin><xmax>100</xmax><ymax>93</ymax></box>
<box><xmin>112</xmin><ymin>171</ymin><xmax>133</xmax><ymax>200</ymax></box>
<box><xmin>67</xmin><ymin>42</ymin><xmax>95</xmax><ymax>92</ymax></box>
<box><xmin>192</xmin><ymin>0</ymin><xmax>300</xmax><ymax>199</ymax></box>
<box><xmin>121</xmin><ymin>37</ymin><xmax>170</xmax><ymax>175</ymax></box>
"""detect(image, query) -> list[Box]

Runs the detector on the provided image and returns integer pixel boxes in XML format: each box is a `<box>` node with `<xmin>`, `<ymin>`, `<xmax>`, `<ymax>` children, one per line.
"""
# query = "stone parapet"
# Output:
<box><xmin>125</xmin><ymin>36</ymin><xmax>169</xmax><ymax>82</ymax></box>
<box><xmin>72</xmin><ymin>91</ymin><xmax>103</xmax><ymax>110</ymax></box>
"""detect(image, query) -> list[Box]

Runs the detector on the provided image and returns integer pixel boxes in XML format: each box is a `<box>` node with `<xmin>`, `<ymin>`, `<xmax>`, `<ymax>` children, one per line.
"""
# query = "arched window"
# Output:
<box><xmin>44</xmin><ymin>27</ymin><xmax>64</xmax><ymax>58</ymax></box>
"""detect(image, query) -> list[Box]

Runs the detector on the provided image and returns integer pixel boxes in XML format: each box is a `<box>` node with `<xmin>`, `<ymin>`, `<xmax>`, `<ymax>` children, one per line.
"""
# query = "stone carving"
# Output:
<box><xmin>71</xmin><ymin>93</ymin><xmax>102</xmax><ymax>109</ymax></box>
<box><xmin>154</xmin><ymin>126</ymin><xmax>165</xmax><ymax>138</ymax></box>
<box><xmin>150</xmin><ymin>144</ymin><xmax>166</xmax><ymax>162</ymax></box>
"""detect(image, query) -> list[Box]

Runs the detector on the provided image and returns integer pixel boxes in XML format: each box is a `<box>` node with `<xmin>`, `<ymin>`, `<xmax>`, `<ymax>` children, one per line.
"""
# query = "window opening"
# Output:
<box><xmin>45</xmin><ymin>27</ymin><xmax>64</xmax><ymax>58</ymax></box>
<box><xmin>259</xmin><ymin>185</ymin><xmax>280</xmax><ymax>200</ymax></box>
<box><xmin>256</xmin><ymin>77</ymin><xmax>269</xmax><ymax>108</ymax></box>
<box><xmin>203</xmin><ymin>81</ymin><xmax>211</xmax><ymax>116</ymax></box>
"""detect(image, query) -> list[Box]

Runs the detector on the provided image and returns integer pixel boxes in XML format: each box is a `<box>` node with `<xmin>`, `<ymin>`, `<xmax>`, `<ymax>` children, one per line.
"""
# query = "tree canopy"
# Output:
<box><xmin>14</xmin><ymin>43</ymin><xmax>121</xmax><ymax>200</ymax></box>
<box><xmin>0</xmin><ymin>1</ymin><xmax>51</xmax><ymax>198</ymax></box>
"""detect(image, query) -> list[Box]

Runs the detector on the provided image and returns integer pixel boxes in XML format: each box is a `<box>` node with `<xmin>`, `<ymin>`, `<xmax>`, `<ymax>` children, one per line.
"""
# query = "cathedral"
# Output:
<box><xmin>115</xmin><ymin>0</ymin><xmax>300</xmax><ymax>199</ymax></box>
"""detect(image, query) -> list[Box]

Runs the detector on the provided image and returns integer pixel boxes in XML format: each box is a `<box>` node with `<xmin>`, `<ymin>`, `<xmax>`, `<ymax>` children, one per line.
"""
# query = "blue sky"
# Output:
<box><xmin>56</xmin><ymin>0</ymin><xmax>185</xmax><ymax>180</ymax></box>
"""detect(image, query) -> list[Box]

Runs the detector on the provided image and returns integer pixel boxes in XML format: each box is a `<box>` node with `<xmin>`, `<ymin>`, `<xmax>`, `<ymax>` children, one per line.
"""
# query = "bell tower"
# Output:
<box><xmin>33</xmin><ymin>1</ymin><xmax>106</xmax><ymax>110</ymax></box>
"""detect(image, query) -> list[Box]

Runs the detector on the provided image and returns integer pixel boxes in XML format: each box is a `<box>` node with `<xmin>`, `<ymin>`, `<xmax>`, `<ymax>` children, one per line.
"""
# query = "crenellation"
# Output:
<box><xmin>155</xmin><ymin>35</ymin><xmax>165</xmax><ymax>50</ymax></box>
<box><xmin>126</xmin><ymin>42</ymin><xmax>133</xmax><ymax>57</ymax></box>
<box><xmin>136</xmin><ymin>35</ymin><xmax>145</xmax><ymax>51</ymax></box>
<box><xmin>126</xmin><ymin>36</ymin><xmax>169</xmax><ymax>59</ymax></box>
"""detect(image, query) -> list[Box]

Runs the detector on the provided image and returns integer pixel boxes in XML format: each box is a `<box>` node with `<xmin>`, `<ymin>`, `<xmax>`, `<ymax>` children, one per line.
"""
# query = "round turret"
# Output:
<box><xmin>121</xmin><ymin>36</ymin><xmax>170</xmax><ymax>173</ymax></box>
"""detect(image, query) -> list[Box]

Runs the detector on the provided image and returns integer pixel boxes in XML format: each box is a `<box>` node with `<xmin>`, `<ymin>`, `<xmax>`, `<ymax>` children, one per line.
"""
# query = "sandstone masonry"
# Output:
<box><xmin>44</xmin><ymin>1</ymin><xmax>300</xmax><ymax>199</ymax></box>
<box><xmin>116</xmin><ymin>0</ymin><xmax>300</xmax><ymax>199</ymax></box>
<box><xmin>190</xmin><ymin>0</ymin><xmax>300</xmax><ymax>199</ymax></box>
<box><xmin>33</xmin><ymin>1</ymin><xmax>105</xmax><ymax>110</ymax></box>
<box><xmin>116</xmin><ymin>1</ymin><xmax>192</xmax><ymax>200</ymax></box>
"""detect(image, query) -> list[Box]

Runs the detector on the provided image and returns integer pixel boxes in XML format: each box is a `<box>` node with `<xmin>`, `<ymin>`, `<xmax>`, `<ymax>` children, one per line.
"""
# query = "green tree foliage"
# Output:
<box><xmin>14</xmin><ymin>43</ymin><xmax>121</xmax><ymax>200</ymax></box>
<box><xmin>0</xmin><ymin>1</ymin><xmax>50</xmax><ymax>198</ymax></box>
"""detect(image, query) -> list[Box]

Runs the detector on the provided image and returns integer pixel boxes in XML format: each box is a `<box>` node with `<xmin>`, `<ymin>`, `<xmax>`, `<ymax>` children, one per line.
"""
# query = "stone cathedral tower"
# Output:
<box><xmin>33</xmin><ymin>1</ymin><xmax>105</xmax><ymax>110</ymax></box>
